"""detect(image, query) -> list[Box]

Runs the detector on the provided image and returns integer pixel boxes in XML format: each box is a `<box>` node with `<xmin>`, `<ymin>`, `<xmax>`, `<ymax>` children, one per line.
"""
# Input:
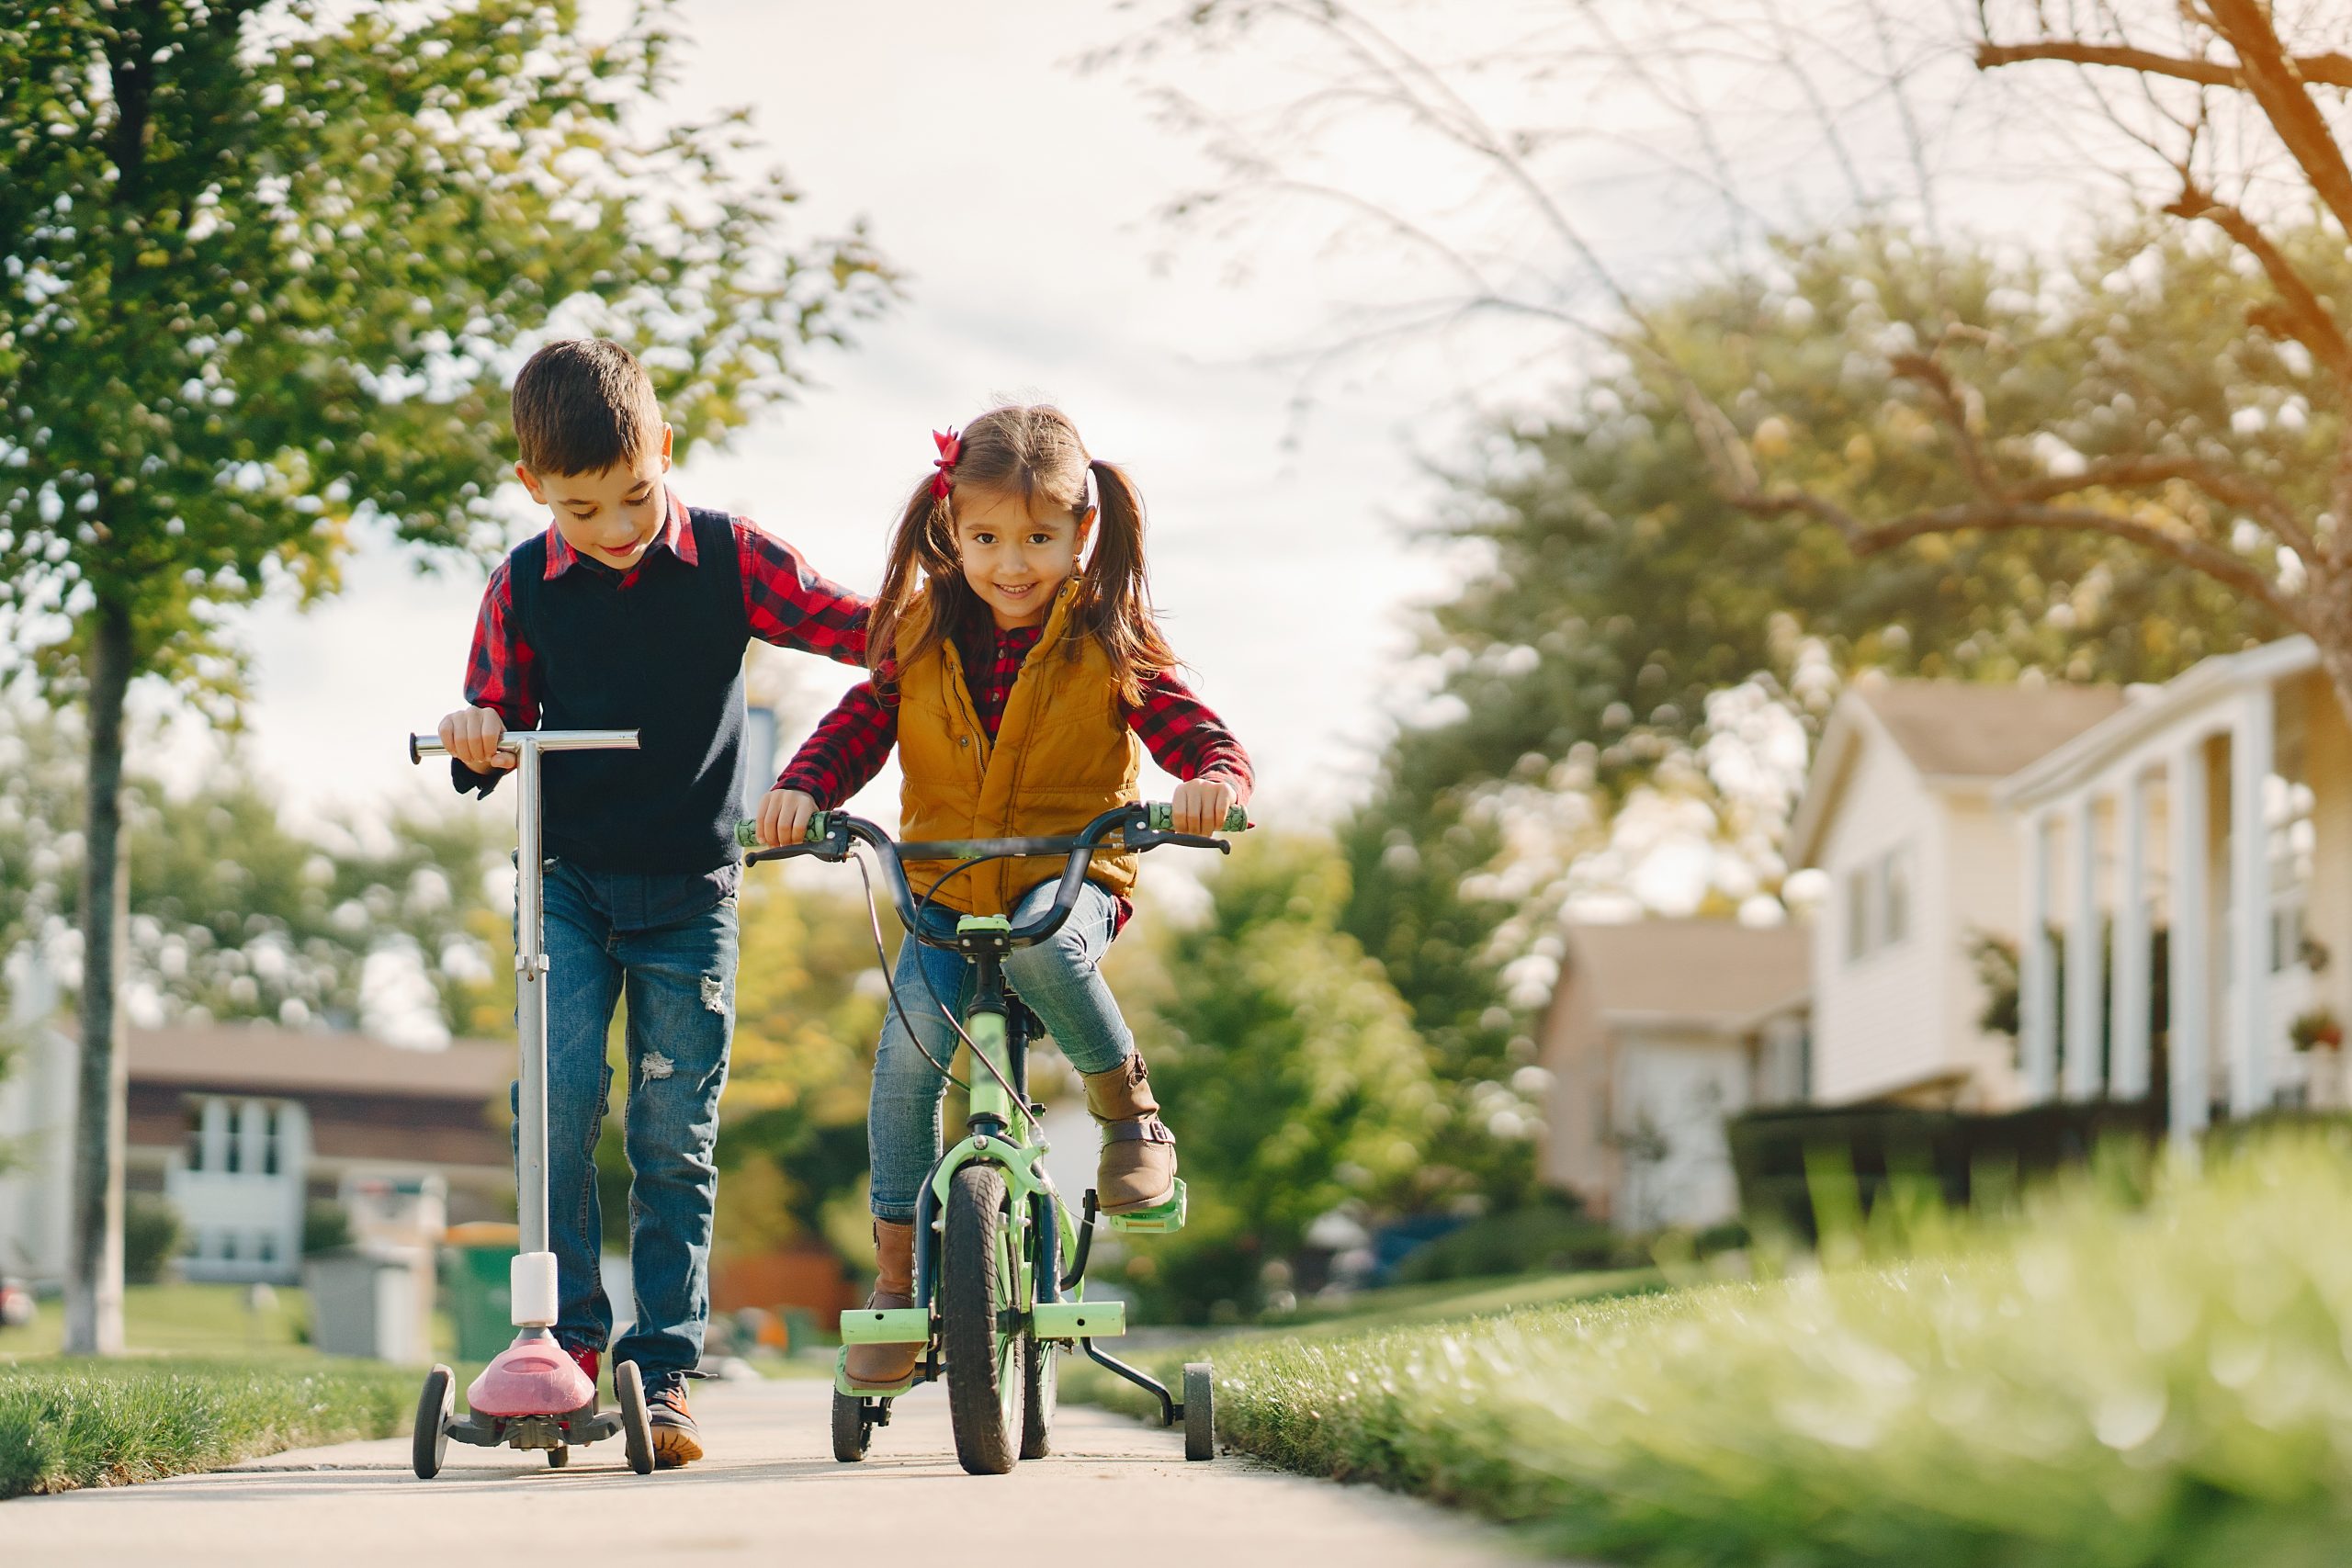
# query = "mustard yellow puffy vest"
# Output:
<box><xmin>896</xmin><ymin>584</ymin><xmax>1142</xmax><ymax>917</ymax></box>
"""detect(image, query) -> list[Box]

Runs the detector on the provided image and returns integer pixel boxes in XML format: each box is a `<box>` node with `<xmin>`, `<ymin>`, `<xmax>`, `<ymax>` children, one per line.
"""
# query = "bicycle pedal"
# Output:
<box><xmin>1102</xmin><ymin>1179</ymin><xmax>1187</xmax><ymax>1235</ymax></box>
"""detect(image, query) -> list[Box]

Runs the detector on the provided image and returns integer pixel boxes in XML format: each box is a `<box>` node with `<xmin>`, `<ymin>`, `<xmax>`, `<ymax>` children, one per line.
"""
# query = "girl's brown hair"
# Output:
<box><xmin>866</xmin><ymin>404</ymin><xmax>1178</xmax><ymax>702</ymax></box>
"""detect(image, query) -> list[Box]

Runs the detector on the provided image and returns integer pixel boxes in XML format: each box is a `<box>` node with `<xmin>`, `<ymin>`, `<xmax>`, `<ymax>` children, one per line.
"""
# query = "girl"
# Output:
<box><xmin>762</xmin><ymin>404</ymin><xmax>1252</xmax><ymax>1391</ymax></box>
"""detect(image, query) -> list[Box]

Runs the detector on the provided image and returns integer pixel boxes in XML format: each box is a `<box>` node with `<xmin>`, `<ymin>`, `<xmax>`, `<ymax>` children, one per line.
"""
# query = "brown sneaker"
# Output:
<box><xmin>645</xmin><ymin>1381</ymin><xmax>702</xmax><ymax>1468</ymax></box>
<box><xmin>842</xmin><ymin>1218</ymin><xmax>921</xmax><ymax>1390</ymax></box>
<box><xmin>1081</xmin><ymin>1055</ymin><xmax>1178</xmax><ymax>1213</ymax></box>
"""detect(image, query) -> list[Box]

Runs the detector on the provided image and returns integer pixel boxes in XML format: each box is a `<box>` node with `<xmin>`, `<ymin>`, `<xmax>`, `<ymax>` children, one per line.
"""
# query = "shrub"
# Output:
<box><xmin>1391</xmin><ymin>1201</ymin><xmax>1623</xmax><ymax>1284</ymax></box>
<box><xmin>300</xmin><ymin>1200</ymin><xmax>352</xmax><ymax>1258</ymax></box>
<box><xmin>121</xmin><ymin>1195</ymin><xmax>182</xmax><ymax>1286</ymax></box>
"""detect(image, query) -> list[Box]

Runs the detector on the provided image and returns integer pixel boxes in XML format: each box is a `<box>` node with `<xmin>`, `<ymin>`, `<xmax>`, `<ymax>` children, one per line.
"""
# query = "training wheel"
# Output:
<box><xmin>616</xmin><ymin>1360</ymin><xmax>655</xmax><ymax>1475</ymax></box>
<box><xmin>831</xmin><ymin>1388</ymin><xmax>875</xmax><ymax>1463</ymax></box>
<box><xmin>412</xmin><ymin>1364</ymin><xmax>454</xmax><ymax>1480</ymax></box>
<box><xmin>546</xmin><ymin>1445</ymin><xmax>569</xmax><ymax>1469</ymax></box>
<box><xmin>1182</xmin><ymin>1362</ymin><xmax>1215</xmax><ymax>1461</ymax></box>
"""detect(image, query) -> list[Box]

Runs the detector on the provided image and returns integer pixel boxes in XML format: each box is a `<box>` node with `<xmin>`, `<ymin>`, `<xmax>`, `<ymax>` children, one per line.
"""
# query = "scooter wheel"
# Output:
<box><xmin>616</xmin><ymin>1359</ymin><xmax>655</xmax><ymax>1475</ymax></box>
<box><xmin>546</xmin><ymin>1446</ymin><xmax>569</xmax><ymax>1469</ymax></box>
<box><xmin>412</xmin><ymin>1365</ymin><xmax>454</xmax><ymax>1480</ymax></box>
<box><xmin>1182</xmin><ymin>1362</ymin><xmax>1215</xmax><ymax>1461</ymax></box>
<box><xmin>831</xmin><ymin>1389</ymin><xmax>873</xmax><ymax>1463</ymax></box>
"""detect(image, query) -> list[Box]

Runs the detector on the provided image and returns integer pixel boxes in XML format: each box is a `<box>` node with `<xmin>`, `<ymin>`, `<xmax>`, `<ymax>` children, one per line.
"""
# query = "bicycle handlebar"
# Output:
<box><xmin>742</xmin><ymin>802</ymin><xmax>1250</xmax><ymax>950</ymax></box>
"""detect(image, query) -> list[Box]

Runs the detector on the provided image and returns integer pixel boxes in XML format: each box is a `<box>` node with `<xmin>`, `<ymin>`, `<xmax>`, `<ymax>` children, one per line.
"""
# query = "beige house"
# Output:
<box><xmin>1785</xmin><ymin>680</ymin><xmax>2127</xmax><ymax>1109</ymax></box>
<box><xmin>1537</xmin><ymin>919</ymin><xmax>1809</xmax><ymax>1230</ymax></box>
<box><xmin>1996</xmin><ymin>637</ymin><xmax>2352</xmax><ymax>1141</ymax></box>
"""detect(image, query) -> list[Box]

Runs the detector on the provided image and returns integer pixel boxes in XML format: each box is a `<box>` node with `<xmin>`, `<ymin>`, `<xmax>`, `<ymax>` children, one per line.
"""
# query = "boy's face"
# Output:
<box><xmin>516</xmin><ymin>422</ymin><xmax>674</xmax><ymax>570</ymax></box>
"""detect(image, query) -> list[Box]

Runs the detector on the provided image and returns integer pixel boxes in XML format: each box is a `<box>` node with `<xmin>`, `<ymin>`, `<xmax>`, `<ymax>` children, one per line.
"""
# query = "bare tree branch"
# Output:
<box><xmin>2163</xmin><ymin>184</ymin><xmax>2352</xmax><ymax>385</ymax></box>
<box><xmin>1974</xmin><ymin>39</ymin><xmax>2352</xmax><ymax>91</ymax></box>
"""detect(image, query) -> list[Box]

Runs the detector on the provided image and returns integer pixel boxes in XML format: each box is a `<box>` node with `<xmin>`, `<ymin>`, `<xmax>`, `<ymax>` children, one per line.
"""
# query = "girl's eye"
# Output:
<box><xmin>971</xmin><ymin>532</ymin><xmax>995</xmax><ymax>546</ymax></box>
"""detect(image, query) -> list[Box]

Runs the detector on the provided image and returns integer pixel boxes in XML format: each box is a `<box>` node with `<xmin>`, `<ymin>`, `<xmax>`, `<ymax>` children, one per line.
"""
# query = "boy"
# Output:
<box><xmin>438</xmin><ymin>339</ymin><xmax>866</xmax><ymax>1466</ymax></box>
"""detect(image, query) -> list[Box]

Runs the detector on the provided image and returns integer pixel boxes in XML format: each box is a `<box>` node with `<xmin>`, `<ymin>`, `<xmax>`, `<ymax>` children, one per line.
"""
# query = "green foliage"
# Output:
<box><xmin>0</xmin><ymin>1359</ymin><xmax>413</xmax><ymax>1498</ymax></box>
<box><xmin>119</xmin><ymin>1194</ymin><xmax>181</xmax><ymax>1286</ymax></box>
<box><xmin>0</xmin><ymin>701</ymin><xmax>508</xmax><ymax>1034</ymax></box>
<box><xmin>0</xmin><ymin>0</ymin><xmax>891</xmax><ymax>704</ymax></box>
<box><xmin>1127</xmin><ymin>835</ymin><xmax>1442</xmax><ymax>1320</ymax></box>
<box><xmin>1086</xmin><ymin>1133</ymin><xmax>2352</xmax><ymax>1567</ymax></box>
<box><xmin>299</xmin><ymin>1199</ymin><xmax>350</xmax><ymax>1258</ymax></box>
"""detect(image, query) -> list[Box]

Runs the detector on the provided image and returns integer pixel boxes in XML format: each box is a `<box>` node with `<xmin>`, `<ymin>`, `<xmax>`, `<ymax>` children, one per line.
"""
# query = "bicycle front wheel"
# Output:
<box><xmin>943</xmin><ymin>1163</ymin><xmax>1024</xmax><ymax>1474</ymax></box>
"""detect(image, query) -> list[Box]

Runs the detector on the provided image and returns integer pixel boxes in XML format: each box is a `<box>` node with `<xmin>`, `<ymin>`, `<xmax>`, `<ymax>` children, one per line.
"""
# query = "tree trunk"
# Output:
<box><xmin>64</xmin><ymin>599</ymin><xmax>134</xmax><ymax>1356</ymax></box>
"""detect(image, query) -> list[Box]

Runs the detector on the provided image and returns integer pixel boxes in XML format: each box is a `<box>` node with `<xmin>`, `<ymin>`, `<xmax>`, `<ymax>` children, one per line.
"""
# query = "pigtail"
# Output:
<box><xmin>867</xmin><ymin>477</ymin><xmax>983</xmax><ymax>684</ymax></box>
<box><xmin>1072</xmin><ymin>457</ymin><xmax>1180</xmax><ymax>705</ymax></box>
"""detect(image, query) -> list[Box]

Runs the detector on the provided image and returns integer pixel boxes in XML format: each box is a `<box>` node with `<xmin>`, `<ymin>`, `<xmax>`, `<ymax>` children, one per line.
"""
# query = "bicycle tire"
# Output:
<box><xmin>943</xmin><ymin>1163</ymin><xmax>1023</xmax><ymax>1474</ymax></box>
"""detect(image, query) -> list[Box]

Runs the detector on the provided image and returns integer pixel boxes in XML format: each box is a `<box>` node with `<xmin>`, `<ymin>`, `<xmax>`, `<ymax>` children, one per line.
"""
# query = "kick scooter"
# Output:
<box><xmin>745</xmin><ymin>800</ymin><xmax>1244</xmax><ymax>1474</ymax></box>
<box><xmin>404</xmin><ymin>726</ymin><xmax>658</xmax><ymax>1478</ymax></box>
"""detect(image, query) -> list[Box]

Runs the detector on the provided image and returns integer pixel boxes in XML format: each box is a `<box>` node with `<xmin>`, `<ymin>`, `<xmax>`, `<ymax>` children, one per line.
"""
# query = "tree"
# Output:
<box><xmin>1126</xmin><ymin>834</ymin><xmax>1444</xmax><ymax>1320</ymax></box>
<box><xmin>0</xmin><ymin>1</ymin><xmax>891</xmax><ymax>1351</ymax></box>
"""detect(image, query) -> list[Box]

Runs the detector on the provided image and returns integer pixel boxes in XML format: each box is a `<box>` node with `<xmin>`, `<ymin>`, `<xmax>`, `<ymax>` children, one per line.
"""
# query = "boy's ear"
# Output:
<box><xmin>515</xmin><ymin>461</ymin><xmax>548</xmax><ymax>504</ymax></box>
<box><xmin>660</xmin><ymin>423</ymin><xmax>674</xmax><ymax>469</ymax></box>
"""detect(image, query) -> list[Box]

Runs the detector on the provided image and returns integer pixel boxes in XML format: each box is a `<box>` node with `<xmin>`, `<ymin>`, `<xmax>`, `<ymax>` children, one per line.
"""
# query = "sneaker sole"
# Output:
<box><xmin>650</xmin><ymin>1424</ymin><xmax>703</xmax><ymax>1468</ymax></box>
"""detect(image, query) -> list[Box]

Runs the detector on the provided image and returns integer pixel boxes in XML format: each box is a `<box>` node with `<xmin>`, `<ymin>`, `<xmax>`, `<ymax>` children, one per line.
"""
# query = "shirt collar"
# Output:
<box><xmin>541</xmin><ymin>486</ymin><xmax>695</xmax><ymax>580</ymax></box>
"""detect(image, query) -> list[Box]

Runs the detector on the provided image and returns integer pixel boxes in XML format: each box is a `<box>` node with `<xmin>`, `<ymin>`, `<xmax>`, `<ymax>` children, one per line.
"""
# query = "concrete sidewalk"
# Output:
<box><xmin>3</xmin><ymin>1374</ymin><xmax>1537</xmax><ymax>1566</ymax></box>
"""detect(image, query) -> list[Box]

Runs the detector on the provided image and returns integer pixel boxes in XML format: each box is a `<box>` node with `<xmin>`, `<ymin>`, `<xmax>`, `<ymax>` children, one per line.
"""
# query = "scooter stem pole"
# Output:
<box><xmin>514</xmin><ymin>737</ymin><xmax>550</xmax><ymax>1270</ymax></box>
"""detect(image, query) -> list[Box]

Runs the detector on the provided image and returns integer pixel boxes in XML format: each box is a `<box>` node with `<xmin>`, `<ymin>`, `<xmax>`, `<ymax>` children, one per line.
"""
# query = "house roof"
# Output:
<box><xmin>1854</xmin><ymin>681</ymin><xmax>2130</xmax><ymax>783</ymax></box>
<box><xmin>1561</xmin><ymin>919</ymin><xmax>1810</xmax><ymax>1032</ymax></box>
<box><xmin>127</xmin><ymin>1024</ymin><xmax>513</xmax><ymax>1102</ymax></box>
<box><xmin>1785</xmin><ymin>679</ymin><xmax>2127</xmax><ymax>868</ymax></box>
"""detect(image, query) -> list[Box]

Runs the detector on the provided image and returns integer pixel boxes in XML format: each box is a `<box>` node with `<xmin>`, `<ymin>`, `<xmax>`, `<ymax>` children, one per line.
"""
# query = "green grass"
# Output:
<box><xmin>0</xmin><ymin>1283</ymin><xmax>314</xmax><ymax>1361</ymax></box>
<box><xmin>1072</xmin><ymin>1134</ymin><xmax>2352</xmax><ymax>1567</ymax></box>
<box><xmin>0</xmin><ymin>1359</ymin><xmax>416</xmax><ymax>1498</ymax></box>
<box><xmin>1265</xmin><ymin>1264</ymin><xmax>1666</xmax><ymax>1334</ymax></box>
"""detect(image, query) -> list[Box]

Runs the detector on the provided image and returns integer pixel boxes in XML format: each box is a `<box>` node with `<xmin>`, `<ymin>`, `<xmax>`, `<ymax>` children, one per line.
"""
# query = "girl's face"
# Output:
<box><xmin>953</xmin><ymin>488</ymin><xmax>1095</xmax><ymax>630</ymax></box>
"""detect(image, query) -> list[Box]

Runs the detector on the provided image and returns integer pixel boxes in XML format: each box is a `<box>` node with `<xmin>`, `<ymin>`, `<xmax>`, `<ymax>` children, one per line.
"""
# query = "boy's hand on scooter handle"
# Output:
<box><xmin>1170</xmin><ymin>776</ymin><xmax>1238</xmax><ymax>838</ymax></box>
<box><xmin>439</xmin><ymin>706</ymin><xmax>515</xmax><ymax>772</ymax></box>
<box><xmin>758</xmin><ymin>787</ymin><xmax>819</xmax><ymax>848</ymax></box>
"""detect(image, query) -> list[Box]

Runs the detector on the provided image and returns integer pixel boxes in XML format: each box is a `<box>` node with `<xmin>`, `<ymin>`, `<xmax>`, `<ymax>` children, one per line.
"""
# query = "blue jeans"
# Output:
<box><xmin>526</xmin><ymin>858</ymin><xmax>738</xmax><ymax>1391</ymax></box>
<box><xmin>869</xmin><ymin>879</ymin><xmax>1133</xmax><ymax>1223</ymax></box>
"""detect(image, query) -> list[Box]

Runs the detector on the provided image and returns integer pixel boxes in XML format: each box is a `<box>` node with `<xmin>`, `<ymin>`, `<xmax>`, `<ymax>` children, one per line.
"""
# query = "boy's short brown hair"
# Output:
<box><xmin>511</xmin><ymin>339</ymin><xmax>662</xmax><ymax>476</ymax></box>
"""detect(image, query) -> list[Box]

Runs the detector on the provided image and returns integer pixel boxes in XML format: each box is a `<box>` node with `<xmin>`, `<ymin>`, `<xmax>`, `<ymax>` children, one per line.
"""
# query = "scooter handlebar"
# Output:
<box><xmin>409</xmin><ymin>728</ymin><xmax>643</xmax><ymax>764</ymax></box>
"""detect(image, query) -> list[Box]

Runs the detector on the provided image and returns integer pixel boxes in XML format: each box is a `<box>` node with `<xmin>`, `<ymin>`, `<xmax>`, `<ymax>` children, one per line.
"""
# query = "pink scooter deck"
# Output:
<box><xmin>466</xmin><ymin>1336</ymin><xmax>595</xmax><ymax>1417</ymax></box>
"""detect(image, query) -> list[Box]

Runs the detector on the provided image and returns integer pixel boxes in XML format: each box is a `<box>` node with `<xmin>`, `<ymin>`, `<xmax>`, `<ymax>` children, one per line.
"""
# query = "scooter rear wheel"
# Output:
<box><xmin>411</xmin><ymin>1364</ymin><xmax>454</xmax><ymax>1480</ymax></box>
<box><xmin>616</xmin><ymin>1359</ymin><xmax>655</xmax><ymax>1475</ymax></box>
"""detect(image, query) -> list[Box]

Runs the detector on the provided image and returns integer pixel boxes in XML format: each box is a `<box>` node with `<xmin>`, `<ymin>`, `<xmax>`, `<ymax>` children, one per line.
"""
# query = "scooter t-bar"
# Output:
<box><xmin>409</xmin><ymin>728</ymin><xmax>639</xmax><ymax>1328</ymax></box>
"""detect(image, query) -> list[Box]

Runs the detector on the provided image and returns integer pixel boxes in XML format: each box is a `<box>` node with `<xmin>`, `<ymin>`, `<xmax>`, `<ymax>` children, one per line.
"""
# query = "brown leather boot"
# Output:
<box><xmin>842</xmin><ymin>1218</ymin><xmax>920</xmax><ymax>1390</ymax></box>
<box><xmin>1081</xmin><ymin>1055</ymin><xmax>1179</xmax><ymax>1213</ymax></box>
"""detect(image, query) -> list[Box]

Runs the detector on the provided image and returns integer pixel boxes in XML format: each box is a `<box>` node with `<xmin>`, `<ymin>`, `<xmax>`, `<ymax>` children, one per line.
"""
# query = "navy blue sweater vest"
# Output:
<box><xmin>505</xmin><ymin>508</ymin><xmax>750</xmax><ymax>874</ymax></box>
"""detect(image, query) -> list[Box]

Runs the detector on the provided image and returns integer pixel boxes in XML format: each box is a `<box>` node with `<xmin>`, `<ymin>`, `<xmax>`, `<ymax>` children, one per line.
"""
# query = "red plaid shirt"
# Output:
<box><xmin>779</xmin><ymin>624</ymin><xmax>1253</xmax><ymax>812</ymax></box>
<box><xmin>463</xmin><ymin>490</ymin><xmax>869</xmax><ymax>745</ymax></box>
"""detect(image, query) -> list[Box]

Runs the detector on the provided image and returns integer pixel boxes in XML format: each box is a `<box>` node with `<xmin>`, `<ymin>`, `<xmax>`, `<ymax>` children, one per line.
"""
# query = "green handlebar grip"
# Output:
<box><xmin>1144</xmin><ymin>803</ymin><xmax>1251</xmax><ymax>833</ymax></box>
<box><xmin>734</xmin><ymin>813</ymin><xmax>836</xmax><ymax>850</ymax></box>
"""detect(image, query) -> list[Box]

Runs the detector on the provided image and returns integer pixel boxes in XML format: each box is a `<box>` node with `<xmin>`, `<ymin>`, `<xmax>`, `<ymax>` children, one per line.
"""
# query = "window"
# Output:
<box><xmin>1880</xmin><ymin>846</ymin><xmax>1914</xmax><ymax>948</ymax></box>
<box><xmin>1845</xmin><ymin>869</ymin><xmax>1871</xmax><ymax>962</ymax></box>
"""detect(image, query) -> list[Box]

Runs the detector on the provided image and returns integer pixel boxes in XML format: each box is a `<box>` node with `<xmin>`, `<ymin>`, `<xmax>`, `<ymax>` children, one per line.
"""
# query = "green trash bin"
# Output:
<box><xmin>444</xmin><ymin>1222</ymin><xmax>519</xmax><ymax>1362</ymax></box>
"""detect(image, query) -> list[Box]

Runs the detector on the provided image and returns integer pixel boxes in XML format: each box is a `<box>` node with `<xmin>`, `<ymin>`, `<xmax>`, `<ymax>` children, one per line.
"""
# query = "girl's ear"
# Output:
<box><xmin>1075</xmin><ymin>506</ymin><xmax>1098</xmax><ymax>553</ymax></box>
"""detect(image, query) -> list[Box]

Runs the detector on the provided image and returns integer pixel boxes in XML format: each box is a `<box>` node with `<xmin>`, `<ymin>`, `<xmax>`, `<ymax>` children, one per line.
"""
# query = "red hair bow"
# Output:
<box><xmin>929</xmin><ymin>428</ymin><xmax>962</xmax><ymax>500</ymax></box>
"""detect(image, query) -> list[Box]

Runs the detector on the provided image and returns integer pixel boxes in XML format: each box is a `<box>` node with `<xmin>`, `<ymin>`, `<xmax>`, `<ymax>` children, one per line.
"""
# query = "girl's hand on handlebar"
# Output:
<box><xmin>1171</xmin><ymin>776</ymin><xmax>1238</xmax><ymax>837</ymax></box>
<box><xmin>758</xmin><ymin>787</ymin><xmax>819</xmax><ymax>849</ymax></box>
<box><xmin>439</xmin><ymin>707</ymin><xmax>514</xmax><ymax>772</ymax></box>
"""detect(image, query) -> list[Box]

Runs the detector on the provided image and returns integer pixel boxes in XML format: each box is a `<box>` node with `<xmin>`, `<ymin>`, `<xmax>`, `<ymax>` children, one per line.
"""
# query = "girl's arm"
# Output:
<box><xmin>734</xmin><ymin>516</ymin><xmax>872</xmax><ymax>667</ymax></box>
<box><xmin>776</xmin><ymin>676</ymin><xmax>899</xmax><ymax>809</ymax></box>
<box><xmin>1127</xmin><ymin>670</ymin><xmax>1254</xmax><ymax>802</ymax></box>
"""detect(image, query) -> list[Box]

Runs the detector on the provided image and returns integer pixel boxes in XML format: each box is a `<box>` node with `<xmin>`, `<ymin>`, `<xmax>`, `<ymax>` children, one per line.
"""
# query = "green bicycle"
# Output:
<box><xmin>744</xmin><ymin>800</ymin><xmax>1244</xmax><ymax>1474</ymax></box>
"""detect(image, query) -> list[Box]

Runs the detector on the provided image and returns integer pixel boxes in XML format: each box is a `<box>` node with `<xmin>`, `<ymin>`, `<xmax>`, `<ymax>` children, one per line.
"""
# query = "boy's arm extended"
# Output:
<box><xmin>1128</xmin><ymin>671</ymin><xmax>1254</xmax><ymax>804</ymax></box>
<box><xmin>736</xmin><ymin>519</ymin><xmax>870</xmax><ymax>667</ymax></box>
<box><xmin>775</xmin><ymin>675</ymin><xmax>899</xmax><ymax>810</ymax></box>
<box><xmin>452</xmin><ymin>558</ymin><xmax>537</xmax><ymax>796</ymax></box>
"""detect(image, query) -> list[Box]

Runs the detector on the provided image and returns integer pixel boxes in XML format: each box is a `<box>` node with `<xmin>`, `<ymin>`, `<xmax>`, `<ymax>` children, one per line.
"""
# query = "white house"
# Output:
<box><xmin>1996</xmin><ymin>637</ymin><xmax>2352</xmax><ymax>1143</ymax></box>
<box><xmin>0</xmin><ymin>1010</ymin><xmax>512</xmax><ymax>1287</ymax></box>
<box><xmin>1537</xmin><ymin>919</ymin><xmax>1810</xmax><ymax>1230</ymax></box>
<box><xmin>1785</xmin><ymin>679</ymin><xmax>2127</xmax><ymax>1109</ymax></box>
